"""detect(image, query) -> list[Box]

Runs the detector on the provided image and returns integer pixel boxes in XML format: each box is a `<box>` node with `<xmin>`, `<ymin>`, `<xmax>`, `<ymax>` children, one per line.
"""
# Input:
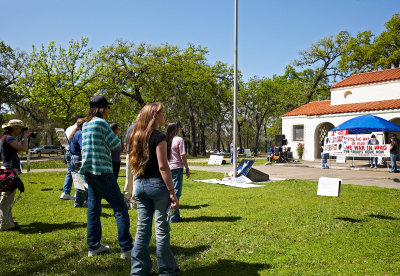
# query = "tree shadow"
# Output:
<box><xmin>40</xmin><ymin>188</ymin><xmax>53</xmax><ymax>191</ymax></box>
<box><xmin>101</xmin><ymin>203</ymin><xmax>113</xmax><ymax>209</ymax></box>
<box><xmin>1</xmin><ymin>244</ymin><xmax>130</xmax><ymax>276</ymax></box>
<box><xmin>183</xmin><ymin>216</ymin><xmax>241</xmax><ymax>223</ymax></box>
<box><xmin>182</xmin><ymin>259</ymin><xmax>271</xmax><ymax>275</ymax></box>
<box><xmin>147</xmin><ymin>244</ymin><xmax>211</xmax><ymax>258</ymax></box>
<box><xmin>369</xmin><ymin>214</ymin><xmax>399</xmax><ymax>220</ymax></box>
<box><xmin>335</xmin><ymin>217</ymin><xmax>365</xmax><ymax>223</ymax></box>
<box><xmin>101</xmin><ymin>213</ymin><xmax>114</xmax><ymax>219</ymax></box>
<box><xmin>180</xmin><ymin>204</ymin><xmax>209</xmax><ymax>210</ymax></box>
<box><xmin>18</xmin><ymin>221</ymin><xmax>86</xmax><ymax>234</ymax></box>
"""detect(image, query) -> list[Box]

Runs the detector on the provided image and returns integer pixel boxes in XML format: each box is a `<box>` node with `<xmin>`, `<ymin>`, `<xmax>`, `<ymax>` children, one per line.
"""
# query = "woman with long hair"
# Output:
<box><xmin>390</xmin><ymin>136</ymin><xmax>398</xmax><ymax>173</ymax></box>
<box><xmin>129</xmin><ymin>102</ymin><xmax>180</xmax><ymax>275</ymax></box>
<box><xmin>69</xmin><ymin>117</ymin><xmax>87</xmax><ymax>207</ymax></box>
<box><xmin>166</xmin><ymin>122</ymin><xmax>190</xmax><ymax>223</ymax></box>
<box><xmin>0</xmin><ymin>119</ymin><xmax>31</xmax><ymax>231</ymax></box>
<box><xmin>80</xmin><ymin>95</ymin><xmax>133</xmax><ymax>259</ymax></box>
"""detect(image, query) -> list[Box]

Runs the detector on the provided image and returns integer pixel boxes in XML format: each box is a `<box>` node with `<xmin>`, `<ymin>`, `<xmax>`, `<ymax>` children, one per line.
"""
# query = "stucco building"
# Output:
<box><xmin>281</xmin><ymin>68</ymin><xmax>400</xmax><ymax>161</ymax></box>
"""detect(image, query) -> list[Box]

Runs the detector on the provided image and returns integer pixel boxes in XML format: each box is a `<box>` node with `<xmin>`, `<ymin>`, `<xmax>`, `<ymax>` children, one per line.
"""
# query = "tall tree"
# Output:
<box><xmin>0</xmin><ymin>41</ymin><xmax>26</xmax><ymax>116</ymax></box>
<box><xmin>16</xmin><ymin>37</ymin><xmax>97</xmax><ymax>127</ymax></box>
<box><xmin>292</xmin><ymin>32</ymin><xmax>349</xmax><ymax>102</ymax></box>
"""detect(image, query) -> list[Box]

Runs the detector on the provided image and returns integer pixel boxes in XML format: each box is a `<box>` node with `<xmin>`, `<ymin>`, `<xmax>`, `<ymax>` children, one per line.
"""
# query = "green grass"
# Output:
<box><xmin>1</xmin><ymin>170</ymin><xmax>400</xmax><ymax>275</ymax></box>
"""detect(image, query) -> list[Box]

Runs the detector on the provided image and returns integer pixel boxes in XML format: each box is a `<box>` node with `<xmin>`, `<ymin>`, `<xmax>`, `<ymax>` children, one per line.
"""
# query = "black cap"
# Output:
<box><xmin>89</xmin><ymin>95</ymin><xmax>112</xmax><ymax>108</ymax></box>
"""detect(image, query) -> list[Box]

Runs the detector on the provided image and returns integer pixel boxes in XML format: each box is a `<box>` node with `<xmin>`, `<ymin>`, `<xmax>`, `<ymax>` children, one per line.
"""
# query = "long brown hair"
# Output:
<box><xmin>166</xmin><ymin>122</ymin><xmax>181</xmax><ymax>160</ymax></box>
<box><xmin>70</xmin><ymin>118</ymin><xmax>87</xmax><ymax>140</ymax></box>
<box><xmin>129</xmin><ymin>102</ymin><xmax>164</xmax><ymax>176</ymax></box>
<box><xmin>86</xmin><ymin>107</ymin><xmax>107</xmax><ymax>122</ymax></box>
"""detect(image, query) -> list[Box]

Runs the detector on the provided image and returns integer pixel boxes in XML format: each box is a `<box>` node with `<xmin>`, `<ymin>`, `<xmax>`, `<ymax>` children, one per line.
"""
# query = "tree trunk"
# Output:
<box><xmin>189</xmin><ymin>114</ymin><xmax>197</xmax><ymax>157</ymax></box>
<box><xmin>200</xmin><ymin>122</ymin><xmax>206</xmax><ymax>156</ymax></box>
<box><xmin>216</xmin><ymin>122</ymin><xmax>222</xmax><ymax>152</ymax></box>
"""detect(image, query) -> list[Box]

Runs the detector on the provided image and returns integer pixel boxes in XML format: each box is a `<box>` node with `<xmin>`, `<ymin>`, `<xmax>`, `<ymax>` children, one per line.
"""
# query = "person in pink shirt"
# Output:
<box><xmin>166</xmin><ymin>122</ymin><xmax>190</xmax><ymax>223</ymax></box>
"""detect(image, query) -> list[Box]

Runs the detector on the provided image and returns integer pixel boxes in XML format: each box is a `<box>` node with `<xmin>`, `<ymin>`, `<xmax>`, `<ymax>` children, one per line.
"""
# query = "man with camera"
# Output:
<box><xmin>60</xmin><ymin>115</ymin><xmax>84</xmax><ymax>200</ymax></box>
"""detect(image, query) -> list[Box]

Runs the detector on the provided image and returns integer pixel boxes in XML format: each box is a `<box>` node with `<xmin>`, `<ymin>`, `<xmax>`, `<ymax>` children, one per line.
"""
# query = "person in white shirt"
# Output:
<box><xmin>60</xmin><ymin>114</ymin><xmax>84</xmax><ymax>200</ymax></box>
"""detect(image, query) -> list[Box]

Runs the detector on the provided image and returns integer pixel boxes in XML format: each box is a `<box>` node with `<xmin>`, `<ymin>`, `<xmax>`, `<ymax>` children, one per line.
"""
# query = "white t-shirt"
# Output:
<box><xmin>65</xmin><ymin>123</ymin><xmax>77</xmax><ymax>149</ymax></box>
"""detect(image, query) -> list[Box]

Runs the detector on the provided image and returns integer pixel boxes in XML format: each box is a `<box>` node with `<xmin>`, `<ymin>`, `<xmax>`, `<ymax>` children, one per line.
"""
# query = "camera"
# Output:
<box><xmin>23</xmin><ymin>128</ymin><xmax>38</xmax><ymax>138</ymax></box>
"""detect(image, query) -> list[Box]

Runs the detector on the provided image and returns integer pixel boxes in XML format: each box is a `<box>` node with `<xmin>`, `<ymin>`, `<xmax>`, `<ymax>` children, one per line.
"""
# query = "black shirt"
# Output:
<box><xmin>138</xmin><ymin>130</ymin><xmax>166</xmax><ymax>179</ymax></box>
<box><xmin>1</xmin><ymin>135</ymin><xmax>20</xmax><ymax>170</ymax></box>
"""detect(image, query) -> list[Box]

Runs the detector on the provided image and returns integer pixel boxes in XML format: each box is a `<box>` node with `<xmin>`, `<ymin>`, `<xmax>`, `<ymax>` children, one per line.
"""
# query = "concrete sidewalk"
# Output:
<box><xmin>190</xmin><ymin>159</ymin><xmax>400</xmax><ymax>189</ymax></box>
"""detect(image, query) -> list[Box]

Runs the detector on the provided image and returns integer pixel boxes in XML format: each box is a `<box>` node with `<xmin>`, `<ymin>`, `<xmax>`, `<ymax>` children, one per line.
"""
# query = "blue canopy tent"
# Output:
<box><xmin>331</xmin><ymin>114</ymin><xmax>400</xmax><ymax>134</ymax></box>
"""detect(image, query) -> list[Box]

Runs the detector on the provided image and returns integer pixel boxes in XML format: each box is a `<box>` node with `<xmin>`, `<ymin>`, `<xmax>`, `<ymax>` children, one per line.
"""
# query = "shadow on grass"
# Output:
<box><xmin>183</xmin><ymin>216</ymin><xmax>241</xmax><ymax>223</ymax></box>
<box><xmin>18</xmin><ymin>221</ymin><xmax>86</xmax><ymax>234</ymax></box>
<box><xmin>182</xmin><ymin>259</ymin><xmax>271</xmax><ymax>275</ymax></box>
<box><xmin>369</xmin><ymin>214</ymin><xmax>399</xmax><ymax>220</ymax></box>
<box><xmin>0</xmin><ymin>245</ymin><xmax>129</xmax><ymax>276</ymax></box>
<box><xmin>101</xmin><ymin>213</ymin><xmax>114</xmax><ymax>218</ymax></box>
<box><xmin>41</xmin><ymin>188</ymin><xmax>53</xmax><ymax>191</ymax></box>
<box><xmin>335</xmin><ymin>217</ymin><xmax>365</xmax><ymax>223</ymax></box>
<box><xmin>148</xmin><ymin>244</ymin><xmax>211</xmax><ymax>258</ymax></box>
<box><xmin>180</xmin><ymin>204</ymin><xmax>209</xmax><ymax>210</ymax></box>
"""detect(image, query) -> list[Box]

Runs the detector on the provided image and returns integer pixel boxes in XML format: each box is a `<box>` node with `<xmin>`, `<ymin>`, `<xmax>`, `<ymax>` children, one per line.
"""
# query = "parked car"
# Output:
<box><xmin>30</xmin><ymin>145</ymin><xmax>60</xmax><ymax>156</ymax></box>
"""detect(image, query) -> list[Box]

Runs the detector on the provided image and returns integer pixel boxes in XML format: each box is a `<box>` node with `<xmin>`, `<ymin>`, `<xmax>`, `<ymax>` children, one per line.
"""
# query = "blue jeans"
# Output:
<box><xmin>131</xmin><ymin>178</ymin><xmax>180</xmax><ymax>276</ymax></box>
<box><xmin>321</xmin><ymin>153</ymin><xmax>329</xmax><ymax>169</ymax></box>
<box><xmin>62</xmin><ymin>151</ymin><xmax>73</xmax><ymax>194</ymax></box>
<box><xmin>390</xmin><ymin>154</ymin><xmax>398</xmax><ymax>172</ymax></box>
<box><xmin>170</xmin><ymin>169</ymin><xmax>183</xmax><ymax>222</ymax></box>
<box><xmin>370</xmin><ymin>157</ymin><xmax>378</xmax><ymax>167</ymax></box>
<box><xmin>71</xmin><ymin>155</ymin><xmax>88</xmax><ymax>207</ymax></box>
<box><xmin>85</xmin><ymin>172</ymin><xmax>133</xmax><ymax>252</ymax></box>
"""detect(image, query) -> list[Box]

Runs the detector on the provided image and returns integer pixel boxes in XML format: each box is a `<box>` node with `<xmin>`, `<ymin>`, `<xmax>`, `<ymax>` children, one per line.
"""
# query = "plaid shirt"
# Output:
<box><xmin>79</xmin><ymin>117</ymin><xmax>121</xmax><ymax>175</ymax></box>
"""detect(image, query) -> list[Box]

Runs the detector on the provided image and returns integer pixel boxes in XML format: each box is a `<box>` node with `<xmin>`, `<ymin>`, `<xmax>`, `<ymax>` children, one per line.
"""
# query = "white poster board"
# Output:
<box><xmin>317</xmin><ymin>177</ymin><xmax>342</xmax><ymax>197</ymax></box>
<box><xmin>208</xmin><ymin>155</ymin><xmax>224</xmax><ymax>165</ymax></box>
<box><xmin>71</xmin><ymin>172</ymin><xmax>88</xmax><ymax>191</ymax></box>
<box><xmin>336</xmin><ymin>156</ymin><xmax>346</xmax><ymax>163</ymax></box>
<box><xmin>55</xmin><ymin>128</ymin><xmax>70</xmax><ymax>148</ymax></box>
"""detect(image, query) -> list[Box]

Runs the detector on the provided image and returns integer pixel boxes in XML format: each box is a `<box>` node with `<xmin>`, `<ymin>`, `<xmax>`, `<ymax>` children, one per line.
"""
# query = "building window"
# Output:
<box><xmin>293</xmin><ymin>125</ymin><xmax>304</xmax><ymax>141</ymax></box>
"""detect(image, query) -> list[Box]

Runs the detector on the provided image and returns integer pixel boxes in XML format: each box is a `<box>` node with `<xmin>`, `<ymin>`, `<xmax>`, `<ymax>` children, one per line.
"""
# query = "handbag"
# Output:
<box><xmin>0</xmin><ymin>169</ymin><xmax>24</xmax><ymax>193</ymax></box>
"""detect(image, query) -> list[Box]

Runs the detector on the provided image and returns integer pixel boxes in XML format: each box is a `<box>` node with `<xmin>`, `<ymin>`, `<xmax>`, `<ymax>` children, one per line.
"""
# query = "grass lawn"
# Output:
<box><xmin>1</xmin><ymin>170</ymin><xmax>399</xmax><ymax>275</ymax></box>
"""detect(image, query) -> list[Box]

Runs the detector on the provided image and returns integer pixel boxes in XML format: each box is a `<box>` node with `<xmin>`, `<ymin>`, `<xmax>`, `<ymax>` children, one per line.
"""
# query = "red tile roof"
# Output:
<box><xmin>331</xmin><ymin>68</ymin><xmax>400</xmax><ymax>88</ymax></box>
<box><xmin>282</xmin><ymin>99</ymin><xmax>400</xmax><ymax>117</ymax></box>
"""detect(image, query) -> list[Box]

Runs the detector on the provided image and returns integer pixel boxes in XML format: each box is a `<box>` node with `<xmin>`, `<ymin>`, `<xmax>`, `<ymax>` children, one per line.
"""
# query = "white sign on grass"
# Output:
<box><xmin>208</xmin><ymin>155</ymin><xmax>224</xmax><ymax>165</ymax></box>
<box><xmin>317</xmin><ymin>177</ymin><xmax>342</xmax><ymax>197</ymax></box>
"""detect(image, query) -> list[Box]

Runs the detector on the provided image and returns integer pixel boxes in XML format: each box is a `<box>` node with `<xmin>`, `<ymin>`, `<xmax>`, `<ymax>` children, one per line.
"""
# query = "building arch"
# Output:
<box><xmin>388</xmin><ymin>117</ymin><xmax>400</xmax><ymax>143</ymax></box>
<box><xmin>314</xmin><ymin>122</ymin><xmax>335</xmax><ymax>159</ymax></box>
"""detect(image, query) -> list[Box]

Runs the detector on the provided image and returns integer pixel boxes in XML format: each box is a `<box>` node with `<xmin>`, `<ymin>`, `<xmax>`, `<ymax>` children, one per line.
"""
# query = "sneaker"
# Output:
<box><xmin>60</xmin><ymin>192</ymin><xmax>75</xmax><ymax>200</ymax></box>
<box><xmin>88</xmin><ymin>245</ymin><xmax>110</xmax><ymax>257</ymax></box>
<box><xmin>374</xmin><ymin>166</ymin><xmax>378</xmax><ymax>169</ymax></box>
<box><xmin>370</xmin><ymin>165</ymin><xmax>374</xmax><ymax>168</ymax></box>
<box><xmin>120</xmin><ymin>250</ymin><xmax>132</xmax><ymax>259</ymax></box>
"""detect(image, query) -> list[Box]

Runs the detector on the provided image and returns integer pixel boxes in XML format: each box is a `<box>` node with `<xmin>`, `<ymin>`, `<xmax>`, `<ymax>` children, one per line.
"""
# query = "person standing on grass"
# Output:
<box><xmin>390</xmin><ymin>136</ymin><xmax>398</xmax><ymax>173</ymax></box>
<box><xmin>166</xmin><ymin>122</ymin><xmax>190</xmax><ymax>223</ymax></box>
<box><xmin>60</xmin><ymin>114</ymin><xmax>84</xmax><ymax>201</ymax></box>
<box><xmin>0</xmin><ymin>119</ymin><xmax>31</xmax><ymax>231</ymax></box>
<box><xmin>110</xmin><ymin>123</ymin><xmax>123</xmax><ymax>180</ymax></box>
<box><xmin>129</xmin><ymin>102</ymin><xmax>180</xmax><ymax>275</ymax></box>
<box><xmin>80</xmin><ymin>95</ymin><xmax>133</xmax><ymax>259</ymax></box>
<box><xmin>368</xmin><ymin>134</ymin><xmax>379</xmax><ymax>168</ymax></box>
<box><xmin>69</xmin><ymin>117</ymin><xmax>88</xmax><ymax>208</ymax></box>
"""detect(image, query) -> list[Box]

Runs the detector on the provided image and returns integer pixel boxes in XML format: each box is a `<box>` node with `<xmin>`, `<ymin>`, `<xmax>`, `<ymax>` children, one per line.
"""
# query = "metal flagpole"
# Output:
<box><xmin>233</xmin><ymin>0</ymin><xmax>238</xmax><ymax>177</ymax></box>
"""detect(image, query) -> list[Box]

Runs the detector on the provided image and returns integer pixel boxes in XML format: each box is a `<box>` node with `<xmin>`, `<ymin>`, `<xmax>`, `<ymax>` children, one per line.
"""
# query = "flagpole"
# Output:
<box><xmin>233</xmin><ymin>0</ymin><xmax>238</xmax><ymax>177</ymax></box>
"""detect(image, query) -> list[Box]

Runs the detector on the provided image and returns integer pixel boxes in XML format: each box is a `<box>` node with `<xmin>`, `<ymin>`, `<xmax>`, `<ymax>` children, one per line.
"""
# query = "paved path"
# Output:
<box><xmin>190</xmin><ymin>160</ymin><xmax>400</xmax><ymax>189</ymax></box>
<box><xmin>23</xmin><ymin>159</ymin><xmax>400</xmax><ymax>189</ymax></box>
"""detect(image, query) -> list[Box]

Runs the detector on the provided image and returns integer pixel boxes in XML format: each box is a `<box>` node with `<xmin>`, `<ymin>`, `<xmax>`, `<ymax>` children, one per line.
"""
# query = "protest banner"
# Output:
<box><xmin>323</xmin><ymin>131</ymin><xmax>389</xmax><ymax>157</ymax></box>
